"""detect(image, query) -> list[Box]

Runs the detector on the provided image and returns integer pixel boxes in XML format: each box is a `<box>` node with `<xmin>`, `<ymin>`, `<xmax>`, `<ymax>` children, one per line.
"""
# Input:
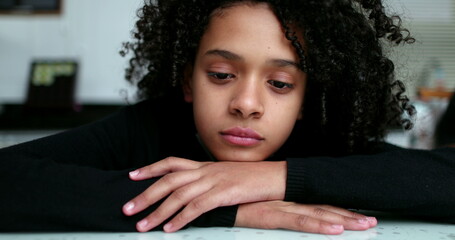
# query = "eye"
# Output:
<box><xmin>267</xmin><ymin>80</ymin><xmax>294</xmax><ymax>90</ymax></box>
<box><xmin>207</xmin><ymin>72</ymin><xmax>235</xmax><ymax>80</ymax></box>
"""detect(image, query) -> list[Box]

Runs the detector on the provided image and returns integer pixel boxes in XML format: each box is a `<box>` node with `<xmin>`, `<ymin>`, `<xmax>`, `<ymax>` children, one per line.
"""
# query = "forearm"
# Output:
<box><xmin>0</xmin><ymin>154</ymin><xmax>237</xmax><ymax>231</ymax></box>
<box><xmin>0</xmin><ymin>152</ymin><xmax>149</xmax><ymax>231</ymax></box>
<box><xmin>285</xmin><ymin>147</ymin><xmax>455</xmax><ymax>221</ymax></box>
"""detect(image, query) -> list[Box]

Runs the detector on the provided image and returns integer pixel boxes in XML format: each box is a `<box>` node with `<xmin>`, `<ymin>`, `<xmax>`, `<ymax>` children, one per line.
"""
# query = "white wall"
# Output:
<box><xmin>0</xmin><ymin>0</ymin><xmax>453</xmax><ymax>104</ymax></box>
<box><xmin>386</xmin><ymin>0</ymin><xmax>455</xmax><ymax>96</ymax></box>
<box><xmin>0</xmin><ymin>0</ymin><xmax>143</xmax><ymax>104</ymax></box>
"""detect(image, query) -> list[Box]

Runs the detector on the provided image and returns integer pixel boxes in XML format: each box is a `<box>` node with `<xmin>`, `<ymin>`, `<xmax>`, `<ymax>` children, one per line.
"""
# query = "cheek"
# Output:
<box><xmin>266</xmin><ymin>98</ymin><xmax>303</xmax><ymax>140</ymax></box>
<box><xmin>268</xmin><ymin>111</ymin><xmax>298</xmax><ymax>140</ymax></box>
<box><xmin>192</xmin><ymin>84</ymin><xmax>226</xmax><ymax>132</ymax></box>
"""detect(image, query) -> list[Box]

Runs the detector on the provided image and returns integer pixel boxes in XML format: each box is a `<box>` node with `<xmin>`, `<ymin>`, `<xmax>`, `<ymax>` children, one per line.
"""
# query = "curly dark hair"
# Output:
<box><xmin>121</xmin><ymin>0</ymin><xmax>416</xmax><ymax>155</ymax></box>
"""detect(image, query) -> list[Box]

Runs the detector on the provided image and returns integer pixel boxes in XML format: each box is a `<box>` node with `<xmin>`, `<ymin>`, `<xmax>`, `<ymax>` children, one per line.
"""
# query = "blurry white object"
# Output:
<box><xmin>386</xmin><ymin>130</ymin><xmax>411</xmax><ymax>148</ymax></box>
<box><xmin>409</xmin><ymin>99</ymin><xmax>449</xmax><ymax>149</ymax></box>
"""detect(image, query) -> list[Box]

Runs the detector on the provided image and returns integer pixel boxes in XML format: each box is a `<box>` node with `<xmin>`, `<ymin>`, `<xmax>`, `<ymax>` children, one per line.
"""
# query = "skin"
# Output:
<box><xmin>185</xmin><ymin>2</ymin><xmax>306</xmax><ymax>163</ymax></box>
<box><xmin>122</xmin><ymin>3</ymin><xmax>377</xmax><ymax>234</ymax></box>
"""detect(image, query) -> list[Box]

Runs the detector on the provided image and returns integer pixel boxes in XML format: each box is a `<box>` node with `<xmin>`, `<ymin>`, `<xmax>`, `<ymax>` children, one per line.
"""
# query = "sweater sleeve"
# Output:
<box><xmin>0</xmin><ymin>101</ymin><xmax>237</xmax><ymax>231</ymax></box>
<box><xmin>0</xmin><ymin>152</ymin><xmax>237</xmax><ymax>231</ymax></box>
<box><xmin>284</xmin><ymin>146</ymin><xmax>455</xmax><ymax>223</ymax></box>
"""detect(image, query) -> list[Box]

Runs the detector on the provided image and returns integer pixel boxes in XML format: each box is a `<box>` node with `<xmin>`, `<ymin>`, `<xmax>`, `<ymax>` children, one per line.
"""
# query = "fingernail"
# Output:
<box><xmin>331</xmin><ymin>224</ymin><xmax>343</xmax><ymax>230</ymax></box>
<box><xmin>357</xmin><ymin>218</ymin><xmax>368</xmax><ymax>224</ymax></box>
<box><xmin>138</xmin><ymin>219</ymin><xmax>148</xmax><ymax>230</ymax></box>
<box><xmin>164</xmin><ymin>223</ymin><xmax>173</xmax><ymax>232</ymax></box>
<box><xmin>129</xmin><ymin>170</ymin><xmax>139</xmax><ymax>177</ymax></box>
<box><xmin>124</xmin><ymin>202</ymin><xmax>134</xmax><ymax>212</ymax></box>
<box><xmin>367</xmin><ymin>217</ymin><xmax>377</xmax><ymax>223</ymax></box>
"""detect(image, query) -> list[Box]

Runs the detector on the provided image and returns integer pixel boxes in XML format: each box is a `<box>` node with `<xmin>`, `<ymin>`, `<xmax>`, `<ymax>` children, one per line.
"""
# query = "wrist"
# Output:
<box><xmin>264</xmin><ymin>161</ymin><xmax>287</xmax><ymax>200</ymax></box>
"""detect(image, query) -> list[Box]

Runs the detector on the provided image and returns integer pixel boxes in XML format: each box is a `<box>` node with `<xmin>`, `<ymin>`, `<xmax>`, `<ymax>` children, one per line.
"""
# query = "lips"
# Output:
<box><xmin>220</xmin><ymin>127</ymin><xmax>264</xmax><ymax>147</ymax></box>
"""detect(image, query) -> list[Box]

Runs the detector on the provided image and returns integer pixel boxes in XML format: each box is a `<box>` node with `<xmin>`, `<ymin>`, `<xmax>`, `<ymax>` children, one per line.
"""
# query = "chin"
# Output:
<box><xmin>214</xmin><ymin>152</ymin><xmax>268</xmax><ymax>162</ymax></box>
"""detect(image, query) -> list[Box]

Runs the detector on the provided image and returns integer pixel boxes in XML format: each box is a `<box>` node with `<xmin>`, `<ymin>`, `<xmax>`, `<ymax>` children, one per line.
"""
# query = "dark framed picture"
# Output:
<box><xmin>0</xmin><ymin>0</ymin><xmax>62</xmax><ymax>15</ymax></box>
<box><xmin>25</xmin><ymin>60</ymin><xmax>78</xmax><ymax>111</ymax></box>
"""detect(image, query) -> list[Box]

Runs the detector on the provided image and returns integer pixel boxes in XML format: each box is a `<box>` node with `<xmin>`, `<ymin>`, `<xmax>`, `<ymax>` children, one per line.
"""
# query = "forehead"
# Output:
<box><xmin>198</xmin><ymin>3</ymin><xmax>299</xmax><ymax>61</ymax></box>
<box><xmin>208</xmin><ymin>2</ymin><xmax>278</xmax><ymax>32</ymax></box>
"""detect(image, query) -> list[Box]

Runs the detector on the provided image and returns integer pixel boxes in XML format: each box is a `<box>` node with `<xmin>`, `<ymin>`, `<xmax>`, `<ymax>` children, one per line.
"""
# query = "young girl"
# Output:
<box><xmin>1</xmin><ymin>0</ymin><xmax>454</xmax><ymax>235</ymax></box>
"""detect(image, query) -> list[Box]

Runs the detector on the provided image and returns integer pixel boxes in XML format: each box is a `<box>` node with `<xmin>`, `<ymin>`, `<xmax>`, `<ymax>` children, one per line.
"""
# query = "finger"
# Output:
<box><xmin>281</xmin><ymin>204</ymin><xmax>372</xmax><ymax>230</ymax></box>
<box><xmin>123</xmin><ymin>170</ymin><xmax>201</xmax><ymax>216</ymax></box>
<box><xmin>316</xmin><ymin>205</ymin><xmax>377</xmax><ymax>228</ymax></box>
<box><xmin>129</xmin><ymin>157</ymin><xmax>204</xmax><ymax>180</ymax></box>
<box><xmin>298</xmin><ymin>205</ymin><xmax>372</xmax><ymax>231</ymax></box>
<box><xmin>135</xmin><ymin>180</ymin><xmax>213</xmax><ymax>232</ymax></box>
<box><xmin>266</xmin><ymin>211</ymin><xmax>345</xmax><ymax>235</ymax></box>
<box><xmin>163</xmin><ymin>188</ymin><xmax>231</xmax><ymax>233</ymax></box>
<box><xmin>316</xmin><ymin>205</ymin><xmax>366</xmax><ymax>218</ymax></box>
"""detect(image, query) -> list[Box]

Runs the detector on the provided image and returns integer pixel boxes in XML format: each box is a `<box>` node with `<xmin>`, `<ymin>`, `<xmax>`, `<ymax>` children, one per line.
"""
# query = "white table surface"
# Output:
<box><xmin>1</xmin><ymin>218</ymin><xmax>454</xmax><ymax>240</ymax></box>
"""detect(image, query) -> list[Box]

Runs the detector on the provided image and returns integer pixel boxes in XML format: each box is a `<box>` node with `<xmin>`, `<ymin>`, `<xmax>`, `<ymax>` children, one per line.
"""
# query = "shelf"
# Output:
<box><xmin>0</xmin><ymin>104</ymin><xmax>123</xmax><ymax>130</ymax></box>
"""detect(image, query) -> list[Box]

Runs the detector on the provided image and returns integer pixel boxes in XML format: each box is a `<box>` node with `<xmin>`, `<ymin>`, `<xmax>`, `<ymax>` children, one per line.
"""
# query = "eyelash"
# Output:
<box><xmin>267</xmin><ymin>80</ymin><xmax>294</xmax><ymax>90</ymax></box>
<box><xmin>207</xmin><ymin>72</ymin><xmax>235</xmax><ymax>80</ymax></box>
<box><xmin>207</xmin><ymin>72</ymin><xmax>294</xmax><ymax>92</ymax></box>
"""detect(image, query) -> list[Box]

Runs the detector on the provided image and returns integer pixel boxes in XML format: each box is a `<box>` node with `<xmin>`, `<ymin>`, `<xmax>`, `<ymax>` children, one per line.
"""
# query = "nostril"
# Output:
<box><xmin>250</xmin><ymin>111</ymin><xmax>262</xmax><ymax>118</ymax></box>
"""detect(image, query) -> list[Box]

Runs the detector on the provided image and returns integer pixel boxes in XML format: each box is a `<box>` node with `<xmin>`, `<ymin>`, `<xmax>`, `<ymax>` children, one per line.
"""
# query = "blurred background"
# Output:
<box><xmin>0</xmin><ymin>0</ymin><xmax>143</xmax><ymax>147</ymax></box>
<box><xmin>0</xmin><ymin>0</ymin><xmax>454</xmax><ymax>149</ymax></box>
<box><xmin>0</xmin><ymin>0</ymin><xmax>142</xmax><ymax>104</ymax></box>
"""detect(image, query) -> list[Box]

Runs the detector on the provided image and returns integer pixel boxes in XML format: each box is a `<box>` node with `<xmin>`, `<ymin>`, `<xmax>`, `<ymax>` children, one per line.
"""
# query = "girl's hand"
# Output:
<box><xmin>122</xmin><ymin>157</ymin><xmax>287</xmax><ymax>232</ymax></box>
<box><xmin>235</xmin><ymin>201</ymin><xmax>377</xmax><ymax>234</ymax></box>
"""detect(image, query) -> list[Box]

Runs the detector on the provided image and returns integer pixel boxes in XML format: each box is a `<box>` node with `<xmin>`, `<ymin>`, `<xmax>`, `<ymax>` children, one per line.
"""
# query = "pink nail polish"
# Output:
<box><xmin>124</xmin><ymin>202</ymin><xmax>134</xmax><ymax>212</ymax></box>
<box><xmin>164</xmin><ymin>223</ymin><xmax>173</xmax><ymax>232</ymax></box>
<box><xmin>138</xmin><ymin>219</ymin><xmax>148</xmax><ymax>230</ymax></box>
<box><xmin>367</xmin><ymin>217</ymin><xmax>377</xmax><ymax>223</ymax></box>
<box><xmin>129</xmin><ymin>170</ymin><xmax>139</xmax><ymax>177</ymax></box>
<box><xmin>357</xmin><ymin>218</ymin><xmax>368</xmax><ymax>224</ymax></box>
<box><xmin>331</xmin><ymin>224</ymin><xmax>343</xmax><ymax>230</ymax></box>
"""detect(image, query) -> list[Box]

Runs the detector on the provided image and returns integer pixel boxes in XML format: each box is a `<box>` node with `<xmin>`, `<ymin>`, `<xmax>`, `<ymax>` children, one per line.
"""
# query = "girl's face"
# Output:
<box><xmin>184</xmin><ymin>3</ymin><xmax>307</xmax><ymax>161</ymax></box>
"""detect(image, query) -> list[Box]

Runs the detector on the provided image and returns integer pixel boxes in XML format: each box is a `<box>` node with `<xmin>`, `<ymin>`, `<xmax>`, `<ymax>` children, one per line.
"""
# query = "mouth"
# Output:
<box><xmin>219</xmin><ymin>127</ymin><xmax>265</xmax><ymax>147</ymax></box>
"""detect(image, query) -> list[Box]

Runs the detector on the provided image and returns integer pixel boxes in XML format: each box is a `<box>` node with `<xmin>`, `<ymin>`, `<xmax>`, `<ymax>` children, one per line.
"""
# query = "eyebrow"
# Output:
<box><xmin>267</xmin><ymin>59</ymin><xmax>299</xmax><ymax>69</ymax></box>
<box><xmin>205</xmin><ymin>49</ymin><xmax>243</xmax><ymax>61</ymax></box>
<box><xmin>204</xmin><ymin>49</ymin><xmax>299</xmax><ymax>70</ymax></box>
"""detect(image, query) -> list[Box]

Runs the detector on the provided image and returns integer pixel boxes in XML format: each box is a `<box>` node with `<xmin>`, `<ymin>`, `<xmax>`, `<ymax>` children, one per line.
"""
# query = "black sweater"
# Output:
<box><xmin>1</xmin><ymin>98</ymin><xmax>454</xmax><ymax>231</ymax></box>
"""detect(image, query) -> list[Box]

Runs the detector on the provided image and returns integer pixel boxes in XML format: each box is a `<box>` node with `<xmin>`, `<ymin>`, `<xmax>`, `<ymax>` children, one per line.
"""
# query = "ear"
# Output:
<box><xmin>183</xmin><ymin>64</ymin><xmax>194</xmax><ymax>103</ymax></box>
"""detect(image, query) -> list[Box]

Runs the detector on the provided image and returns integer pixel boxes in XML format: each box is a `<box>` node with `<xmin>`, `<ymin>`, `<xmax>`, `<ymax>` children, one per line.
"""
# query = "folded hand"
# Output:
<box><xmin>122</xmin><ymin>157</ymin><xmax>287</xmax><ymax>232</ymax></box>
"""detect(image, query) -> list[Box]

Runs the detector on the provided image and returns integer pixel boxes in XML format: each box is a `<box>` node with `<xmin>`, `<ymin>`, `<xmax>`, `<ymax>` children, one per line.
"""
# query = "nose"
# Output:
<box><xmin>228</xmin><ymin>79</ymin><xmax>264</xmax><ymax>119</ymax></box>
